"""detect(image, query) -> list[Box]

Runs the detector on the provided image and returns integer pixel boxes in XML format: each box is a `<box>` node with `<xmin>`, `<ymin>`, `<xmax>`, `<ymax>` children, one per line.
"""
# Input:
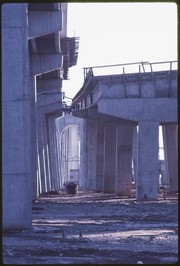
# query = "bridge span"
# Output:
<box><xmin>72</xmin><ymin>61</ymin><xmax>178</xmax><ymax>200</ymax></box>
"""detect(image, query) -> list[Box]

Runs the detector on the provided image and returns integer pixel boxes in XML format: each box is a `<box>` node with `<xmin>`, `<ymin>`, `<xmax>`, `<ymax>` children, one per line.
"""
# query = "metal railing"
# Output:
<box><xmin>83</xmin><ymin>60</ymin><xmax>177</xmax><ymax>81</ymax></box>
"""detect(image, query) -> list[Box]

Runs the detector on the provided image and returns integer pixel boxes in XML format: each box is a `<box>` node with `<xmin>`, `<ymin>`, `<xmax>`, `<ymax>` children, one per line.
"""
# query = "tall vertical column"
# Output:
<box><xmin>132</xmin><ymin>125</ymin><xmax>138</xmax><ymax>186</ymax></box>
<box><xmin>96</xmin><ymin>123</ymin><xmax>105</xmax><ymax>192</ymax></box>
<box><xmin>137</xmin><ymin>122</ymin><xmax>159</xmax><ymax>200</ymax></box>
<box><xmin>44</xmin><ymin>113</ymin><xmax>52</xmax><ymax>192</ymax></box>
<box><xmin>79</xmin><ymin>119</ymin><xmax>86</xmax><ymax>188</ymax></box>
<box><xmin>37</xmin><ymin>110</ymin><xmax>44</xmax><ymax>194</ymax></box>
<box><xmin>2</xmin><ymin>4</ymin><xmax>32</xmax><ymax>229</ymax></box>
<box><xmin>29</xmin><ymin>75</ymin><xmax>38</xmax><ymax>199</ymax></box>
<box><xmin>115</xmin><ymin>125</ymin><xmax>133</xmax><ymax>196</ymax></box>
<box><xmin>47</xmin><ymin>115</ymin><xmax>59</xmax><ymax>190</ymax></box>
<box><xmin>103</xmin><ymin>123</ymin><xmax>116</xmax><ymax>193</ymax></box>
<box><xmin>162</xmin><ymin>124</ymin><xmax>178</xmax><ymax>193</ymax></box>
<box><xmin>86</xmin><ymin>120</ymin><xmax>96</xmax><ymax>190</ymax></box>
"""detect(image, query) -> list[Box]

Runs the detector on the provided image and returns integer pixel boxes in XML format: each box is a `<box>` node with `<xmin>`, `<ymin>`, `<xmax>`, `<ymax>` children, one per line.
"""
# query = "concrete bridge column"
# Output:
<box><xmin>132</xmin><ymin>126</ymin><xmax>138</xmax><ymax>186</ymax></box>
<box><xmin>37</xmin><ymin>112</ymin><xmax>51</xmax><ymax>193</ymax></box>
<box><xmin>95</xmin><ymin>123</ymin><xmax>105</xmax><ymax>192</ymax></box>
<box><xmin>103</xmin><ymin>123</ymin><xmax>116</xmax><ymax>193</ymax></box>
<box><xmin>37</xmin><ymin>110</ymin><xmax>49</xmax><ymax>193</ymax></box>
<box><xmin>29</xmin><ymin>76</ymin><xmax>38</xmax><ymax>199</ymax></box>
<box><xmin>47</xmin><ymin>115</ymin><xmax>60</xmax><ymax>190</ymax></box>
<box><xmin>115</xmin><ymin>125</ymin><xmax>133</xmax><ymax>196</ymax></box>
<box><xmin>37</xmin><ymin>110</ymin><xmax>45</xmax><ymax>195</ymax></box>
<box><xmin>79</xmin><ymin>119</ymin><xmax>86</xmax><ymax>189</ymax></box>
<box><xmin>2</xmin><ymin>3</ymin><xmax>32</xmax><ymax>229</ymax></box>
<box><xmin>44</xmin><ymin>114</ymin><xmax>52</xmax><ymax>192</ymax></box>
<box><xmin>137</xmin><ymin>122</ymin><xmax>159</xmax><ymax>200</ymax></box>
<box><xmin>85</xmin><ymin>120</ymin><xmax>96</xmax><ymax>190</ymax></box>
<box><xmin>162</xmin><ymin>125</ymin><xmax>178</xmax><ymax>193</ymax></box>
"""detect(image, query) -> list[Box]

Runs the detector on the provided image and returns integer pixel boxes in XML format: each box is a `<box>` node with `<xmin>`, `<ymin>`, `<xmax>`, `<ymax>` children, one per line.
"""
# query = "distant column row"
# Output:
<box><xmin>83</xmin><ymin>120</ymin><xmax>178</xmax><ymax>200</ymax></box>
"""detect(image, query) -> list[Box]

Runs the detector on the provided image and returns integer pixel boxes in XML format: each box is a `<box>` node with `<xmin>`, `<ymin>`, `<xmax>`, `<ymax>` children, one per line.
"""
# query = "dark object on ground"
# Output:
<box><xmin>66</xmin><ymin>182</ymin><xmax>77</xmax><ymax>194</ymax></box>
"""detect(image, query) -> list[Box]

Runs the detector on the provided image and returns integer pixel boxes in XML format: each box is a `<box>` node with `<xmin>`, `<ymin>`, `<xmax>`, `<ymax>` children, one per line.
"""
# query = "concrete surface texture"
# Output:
<box><xmin>3</xmin><ymin>191</ymin><xmax>178</xmax><ymax>264</ymax></box>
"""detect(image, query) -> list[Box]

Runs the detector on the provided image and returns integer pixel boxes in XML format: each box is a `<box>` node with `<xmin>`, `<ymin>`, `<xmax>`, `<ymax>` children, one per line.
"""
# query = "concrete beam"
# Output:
<box><xmin>37</xmin><ymin>93</ymin><xmax>61</xmax><ymax>107</ymax></box>
<box><xmin>98</xmin><ymin>98</ymin><xmax>177</xmax><ymax>123</ymax></box>
<box><xmin>28</xmin><ymin>10</ymin><xmax>62</xmax><ymax>38</ymax></box>
<box><xmin>38</xmin><ymin>101</ymin><xmax>61</xmax><ymax>113</ymax></box>
<box><xmin>29</xmin><ymin>53</ymin><xmax>62</xmax><ymax>75</ymax></box>
<box><xmin>73</xmin><ymin>106</ymin><xmax>136</xmax><ymax>125</ymax></box>
<box><xmin>37</xmin><ymin>78</ymin><xmax>62</xmax><ymax>93</ymax></box>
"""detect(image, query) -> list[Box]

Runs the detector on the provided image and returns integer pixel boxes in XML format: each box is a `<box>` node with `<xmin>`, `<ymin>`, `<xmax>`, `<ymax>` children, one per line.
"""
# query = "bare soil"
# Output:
<box><xmin>2</xmin><ymin>191</ymin><xmax>178</xmax><ymax>264</ymax></box>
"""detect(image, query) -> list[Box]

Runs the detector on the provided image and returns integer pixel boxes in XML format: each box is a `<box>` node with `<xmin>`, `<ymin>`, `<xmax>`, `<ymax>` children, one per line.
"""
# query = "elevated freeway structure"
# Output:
<box><xmin>72</xmin><ymin>61</ymin><xmax>178</xmax><ymax>201</ymax></box>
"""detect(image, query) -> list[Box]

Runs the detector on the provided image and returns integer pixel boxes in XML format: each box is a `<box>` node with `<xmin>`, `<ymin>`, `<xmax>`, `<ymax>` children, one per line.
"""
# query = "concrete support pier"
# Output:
<box><xmin>115</xmin><ymin>125</ymin><xmax>133</xmax><ymax>196</ymax></box>
<box><xmin>2</xmin><ymin>4</ymin><xmax>32</xmax><ymax>229</ymax></box>
<box><xmin>137</xmin><ymin>122</ymin><xmax>159</xmax><ymax>200</ymax></box>
<box><xmin>85</xmin><ymin>120</ymin><xmax>96</xmax><ymax>190</ymax></box>
<box><xmin>96</xmin><ymin>123</ymin><xmax>105</xmax><ymax>192</ymax></box>
<box><xmin>162</xmin><ymin>125</ymin><xmax>178</xmax><ymax>193</ymax></box>
<box><xmin>103</xmin><ymin>124</ymin><xmax>116</xmax><ymax>193</ymax></box>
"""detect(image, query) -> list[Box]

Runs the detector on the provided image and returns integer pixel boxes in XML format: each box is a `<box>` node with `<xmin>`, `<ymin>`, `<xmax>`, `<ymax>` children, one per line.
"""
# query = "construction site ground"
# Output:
<box><xmin>2</xmin><ymin>191</ymin><xmax>178</xmax><ymax>265</ymax></box>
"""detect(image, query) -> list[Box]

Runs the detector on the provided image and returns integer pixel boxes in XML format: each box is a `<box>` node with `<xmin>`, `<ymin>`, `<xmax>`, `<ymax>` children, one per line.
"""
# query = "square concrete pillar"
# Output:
<box><xmin>115</xmin><ymin>125</ymin><xmax>133</xmax><ymax>196</ymax></box>
<box><xmin>79</xmin><ymin>119</ymin><xmax>86</xmax><ymax>189</ymax></box>
<box><xmin>162</xmin><ymin>125</ymin><xmax>178</xmax><ymax>193</ymax></box>
<box><xmin>2</xmin><ymin>4</ymin><xmax>32</xmax><ymax>229</ymax></box>
<box><xmin>85</xmin><ymin>120</ymin><xmax>97</xmax><ymax>190</ymax></box>
<box><xmin>47</xmin><ymin>115</ymin><xmax>60</xmax><ymax>190</ymax></box>
<box><xmin>137</xmin><ymin>122</ymin><xmax>159</xmax><ymax>200</ymax></box>
<box><xmin>132</xmin><ymin>126</ymin><xmax>138</xmax><ymax>185</ymax></box>
<box><xmin>30</xmin><ymin>76</ymin><xmax>38</xmax><ymax>199</ymax></box>
<box><xmin>37</xmin><ymin>108</ymin><xmax>52</xmax><ymax>193</ymax></box>
<box><xmin>96</xmin><ymin>123</ymin><xmax>105</xmax><ymax>192</ymax></box>
<box><xmin>103</xmin><ymin>123</ymin><xmax>116</xmax><ymax>193</ymax></box>
<box><xmin>37</xmin><ymin>111</ymin><xmax>46</xmax><ymax>194</ymax></box>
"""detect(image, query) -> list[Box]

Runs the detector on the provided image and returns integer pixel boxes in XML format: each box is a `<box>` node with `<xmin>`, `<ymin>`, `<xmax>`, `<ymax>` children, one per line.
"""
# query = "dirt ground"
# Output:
<box><xmin>2</xmin><ymin>191</ymin><xmax>178</xmax><ymax>265</ymax></box>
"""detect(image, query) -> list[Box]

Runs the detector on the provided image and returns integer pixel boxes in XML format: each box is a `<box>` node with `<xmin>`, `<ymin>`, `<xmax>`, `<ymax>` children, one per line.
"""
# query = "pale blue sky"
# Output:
<box><xmin>63</xmin><ymin>2</ymin><xmax>177</xmax><ymax>99</ymax></box>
